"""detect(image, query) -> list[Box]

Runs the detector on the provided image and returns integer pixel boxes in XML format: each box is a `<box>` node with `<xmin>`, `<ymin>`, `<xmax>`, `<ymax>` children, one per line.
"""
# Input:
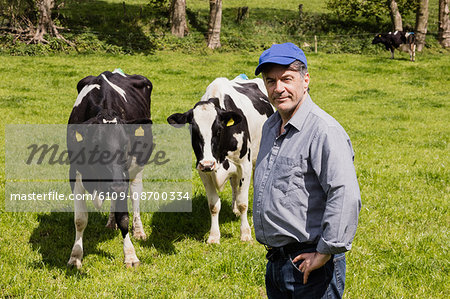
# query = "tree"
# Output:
<box><xmin>0</xmin><ymin>0</ymin><xmax>71</xmax><ymax>44</ymax></box>
<box><xmin>415</xmin><ymin>0</ymin><xmax>429</xmax><ymax>51</ymax></box>
<box><xmin>0</xmin><ymin>0</ymin><xmax>33</xmax><ymax>30</ymax></box>
<box><xmin>169</xmin><ymin>0</ymin><xmax>188</xmax><ymax>37</ymax></box>
<box><xmin>326</xmin><ymin>0</ymin><xmax>387</xmax><ymax>20</ymax></box>
<box><xmin>326</xmin><ymin>0</ymin><xmax>417</xmax><ymax>28</ymax></box>
<box><xmin>389</xmin><ymin>0</ymin><xmax>403</xmax><ymax>31</ymax></box>
<box><xmin>32</xmin><ymin>0</ymin><xmax>57</xmax><ymax>43</ymax></box>
<box><xmin>438</xmin><ymin>0</ymin><xmax>450</xmax><ymax>47</ymax></box>
<box><xmin>207</xmin><ymin>0</ymin><xmax>222</xmax><ymax>49</ymax></box>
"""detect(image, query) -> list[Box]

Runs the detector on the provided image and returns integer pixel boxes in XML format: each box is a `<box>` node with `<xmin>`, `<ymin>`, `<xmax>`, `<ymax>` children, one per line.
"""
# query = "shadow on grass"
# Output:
<box><xmin>142</xmin><ymin>193</ymin><xmax>239</xmax><ymax>255</ymax></box>
<box><xmin>29</xmin><ymin>193</ymin><xmax>242</xmax><ymax>271</ymax></box>
<box><xmin>29</xmin><ymin>212</ymin><xmax>116</xmax><ymax>276</ymax></box>
<box><xmin>61</xmin><ymin>0</ymin><xmax>163</xmax><ymax>53</ymax></box>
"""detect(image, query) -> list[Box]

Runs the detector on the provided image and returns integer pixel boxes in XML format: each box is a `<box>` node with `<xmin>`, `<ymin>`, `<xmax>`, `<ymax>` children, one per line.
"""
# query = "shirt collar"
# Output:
<box><xmin>286</xmin><ymin>94</ymin><xmax>314</xmax><ymax>132</ymax></box>
<box><xmin>266</xmin><ymin>94</ymin><xmax>314</xmax><ymax>133</ymax></box>
<box><xmin>265</xmin><ymin>109</ymin><xmax>281</xmax><ymax>135</ymax></box>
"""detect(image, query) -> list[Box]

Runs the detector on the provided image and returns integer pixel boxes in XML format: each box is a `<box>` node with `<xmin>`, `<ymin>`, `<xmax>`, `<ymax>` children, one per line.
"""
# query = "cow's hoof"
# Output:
<box><xmin>133</xmin><ymin>230</ymin><xmax>147</xmax><ymax>240</ymax></box>
<box><xmin>125</xmin><ymin>261</ymin><xmax>140</xmax><ymax>269</ymax></box>
<box><xmin>207</xmin><ymin>235</ymin><xmax>220</xmax><ymax>244</ymax></box>
<box><xmin>240</xmin><ymin>226</ymin><xmax>252</xmax><ymax>242</ymax></box>
<box><xmin>67</xmin><ymin>257</ymin><xmax>82</xmax><ymax>269</ymax></box>
<box><xmin>105</xmin><ymin>218</ymin><xmax>117</xmax><ymax>230</ymax></box>
<box><xmin>124</xmin><ymin>257</ymin><xmax>140</xmax><ymax>268</ymax></box>
<box><xmin>240</xmin><ymin>234</ymin><xmax>253</xmax><ymax>242</ymax></box>
<box><xmin>125</xmin><ymin>262</ymin><xmax>141</xmax><ymax>269</ymax></box>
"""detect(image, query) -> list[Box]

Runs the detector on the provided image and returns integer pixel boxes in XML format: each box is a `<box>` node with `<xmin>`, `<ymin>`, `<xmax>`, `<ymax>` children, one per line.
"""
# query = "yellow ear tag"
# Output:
<box><xmin>379</xmin><ymin>34</ymin><xmax>381</xmax><ymax>37</ymax></box>
<box><xmin>135</xmin><ymin>126</ymin><xmax>145</xmax><ymax>136</ymax></box>
<box><xmin>75</xmin><ymin>131</ymin><xmax>83</xmax><ymax>142</ymax></box>
<box><xmin>226</xmin><ymin>118</ymin><xmax>234</xmax><ymax>127</ymax></box>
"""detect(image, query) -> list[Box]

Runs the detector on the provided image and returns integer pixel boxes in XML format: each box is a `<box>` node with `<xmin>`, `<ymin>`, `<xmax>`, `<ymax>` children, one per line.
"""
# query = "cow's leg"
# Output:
<box><xmin>199</xmin><ymin>172</ymin><xmax>221</xmax><ymax>244</ymax></box>
<box><xmin>230</xmin><ymin>171</ymin><xmax>252</xmax><ymax>242</ymax></box>
<box><xmin>115</xmin><ymin>194</ymin><xmax>139</xmax><ymax>268</ymax></box>
<box><xmin>230</xmin><ymin>177</ymin><xmax>239</xmax><ymax>216</ymax></box>
<box><xmin>408</xmin><ymin>44</ymin><xmax>412</xmax><ymax>61</ymax></box>
<box><xmin>105</xmin><ymin>199</ymin><xmax>117</xmax><ymax>229</ymax></box>
<box><xmin>390</xmin><ymin>47</ymin><xmax>395</xmax><ymax>59</ymax></box>
<box><xmin>412</xmin><ymin>44</ymin><xmax>416</xmax><ymax>62</ymax></box>
<box><xmin>68</xmin><ymin>175</ymin><xmax>88</xmax><ymax>269</ymax></box>
<box><xmin>130</xmin><ymin>169</ymin><xmax>146</xmax><ymax>240</ymax></box>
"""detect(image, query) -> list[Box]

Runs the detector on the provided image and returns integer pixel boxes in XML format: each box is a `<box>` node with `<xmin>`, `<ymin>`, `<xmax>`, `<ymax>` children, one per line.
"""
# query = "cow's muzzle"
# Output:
<box><xmin>198</xmin><ymin>160</ymin><xmax>216</xmax><ymax>172</ymax></box>
<box><xmin>110</xmin><ymin>181</ymin><xmax>128</xmax><ymax>193</ymax></box>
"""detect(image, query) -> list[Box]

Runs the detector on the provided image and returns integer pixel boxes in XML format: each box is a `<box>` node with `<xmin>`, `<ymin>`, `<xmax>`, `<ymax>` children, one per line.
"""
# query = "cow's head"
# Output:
<box><xmin>167</xmin><ymin>98</ymin><xmax>243</xmax><ymax>172</ymax></box>
<box><xmin>68</xmin><ymin>108</ymin><xmax>152</xmax><ymax>194</ymax></box>
<box><xmin>372</xmin><ymin>33</ymin><xmax>387</xmax><ymax>45</ymax></box>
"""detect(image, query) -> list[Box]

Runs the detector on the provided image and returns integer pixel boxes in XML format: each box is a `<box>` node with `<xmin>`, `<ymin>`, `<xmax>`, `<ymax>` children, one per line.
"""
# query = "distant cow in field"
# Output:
<box><xmin>372</xmin><ymin>31</ymin><xmax>416</xmax><ymax>61</ymax></box>
<box><xmin>67</xmin><ymin>69</ymin><xmax>153</xmax><ymax>268</ymax></box>
<box><xmin>167</xmin><ymin>76</ymin><xmax>274</xmax><ymax>244</ymax></box>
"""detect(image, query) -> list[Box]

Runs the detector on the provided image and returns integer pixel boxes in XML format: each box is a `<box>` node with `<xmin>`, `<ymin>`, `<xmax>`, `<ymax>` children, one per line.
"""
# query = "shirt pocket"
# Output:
<box><xmin>272</xmin><ymin>156</ymin><xmax>308</xmax><ymax>198</ymax></box>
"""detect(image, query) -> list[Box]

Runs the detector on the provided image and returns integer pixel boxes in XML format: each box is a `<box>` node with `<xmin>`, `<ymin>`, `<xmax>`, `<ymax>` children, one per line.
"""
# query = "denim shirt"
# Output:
<box><xmin>253</xmin><ymin>95</ymin><xmax>361</xmax><ymax>254</ymax></box>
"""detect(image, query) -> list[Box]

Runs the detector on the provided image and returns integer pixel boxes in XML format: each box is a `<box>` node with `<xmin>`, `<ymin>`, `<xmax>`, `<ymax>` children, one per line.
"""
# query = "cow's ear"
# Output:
<box><xmin>167</xmin><ymin>110</ymin><xmax>193</xmax><ymax>127</ymax></box>
<box><xmin>67</xmin><ymin>124</ymin><xmax>90</xmax><ymax>146</ymax></box>
<box><xmin>219</xmin><ymin>111</ymin><xmax>242</xmax><ymax>127</ymax></box>
<box><xmin>76</xmin><ymin>75</ymin><xmax>96</xmax><ymax>93</ymax></box>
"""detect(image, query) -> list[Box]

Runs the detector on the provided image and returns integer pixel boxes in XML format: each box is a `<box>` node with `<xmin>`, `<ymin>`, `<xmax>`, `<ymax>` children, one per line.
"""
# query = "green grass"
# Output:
<box><xmin>0</xmin><ymin>50</ymin><xmax>448</xmax><ymax>298</ymax></box>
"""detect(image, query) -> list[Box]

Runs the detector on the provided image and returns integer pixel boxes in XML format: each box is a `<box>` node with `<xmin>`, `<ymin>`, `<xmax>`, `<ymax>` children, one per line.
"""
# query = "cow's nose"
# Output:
<box><xmin>199</xmin><ymin>160</ymin><xmax>216</xmax><ymax>172</ymax></box>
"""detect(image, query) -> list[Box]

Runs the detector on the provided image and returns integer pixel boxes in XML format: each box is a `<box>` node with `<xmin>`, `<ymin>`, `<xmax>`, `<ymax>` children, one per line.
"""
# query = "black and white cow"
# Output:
<box><xmin>167</xmin><ymin>76</ymin><xmax>274</xmax><ymax>244</ymax></box>
<box><xmin>372</xmin><ymin>31</ymin><xmax>416</xmax><ymax>61</ymax></box>
<box><xmin>67</xmin><ymin>69</ymin><xmax>153</xmax><ymax>268</ymax></box>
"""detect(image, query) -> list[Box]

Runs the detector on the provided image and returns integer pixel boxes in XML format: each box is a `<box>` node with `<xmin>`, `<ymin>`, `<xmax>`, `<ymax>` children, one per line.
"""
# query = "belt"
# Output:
<box><xmin>266</xmin><ymin>242</ymin><xmax>317</xmax><ymax>261</ymax></box>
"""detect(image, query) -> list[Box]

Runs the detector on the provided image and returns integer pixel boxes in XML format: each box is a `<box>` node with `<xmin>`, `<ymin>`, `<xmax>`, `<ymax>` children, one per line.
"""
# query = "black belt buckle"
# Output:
<box><xmin>265</xmin><ymin>246</ymin><xmax>287</xmax><ymax>261</ymax></box>
<box><xmin>266</xmin><ymin>242</ymin><xmax>317</xmax><ymax>261</ymax></box>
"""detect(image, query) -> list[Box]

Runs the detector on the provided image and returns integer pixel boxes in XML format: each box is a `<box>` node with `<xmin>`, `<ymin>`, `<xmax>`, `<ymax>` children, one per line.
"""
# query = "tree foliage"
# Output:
<box><xmin>326</xmin><ymin>0</ymin><xmax>418</xmax><ymax>20</ymax></box>
<box><xmin>0</xmin><ymin>0</ymin><xmax>71</xmax><ymax>44</ymax></box>
<box><xmin>0</xmin><ymin>0</ymin><xmax>36</xmax><ymax>30</ymax></box>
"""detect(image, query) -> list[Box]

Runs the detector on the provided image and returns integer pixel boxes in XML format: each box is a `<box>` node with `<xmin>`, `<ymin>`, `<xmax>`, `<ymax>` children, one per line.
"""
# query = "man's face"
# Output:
<box><xmin>263</xmin><ymin>64</ymin><xmax>309</xmax><ymax>120</ymax></box>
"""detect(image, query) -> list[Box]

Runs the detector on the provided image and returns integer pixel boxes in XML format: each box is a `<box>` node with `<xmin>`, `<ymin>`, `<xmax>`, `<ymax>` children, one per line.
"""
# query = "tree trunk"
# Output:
<box><xmin>415</xmin><ymin>0</ymin><xmax>429</xmax><ymax>52</ymax></box>
<box><xmin>438</xmin><ymin>0</ymin><xmax>450</xmax><ymax>48</ymax></box>
<box><xmin>170</xmin><ymin>0</ymin><xmax>188</xmax><ymax>38</ymax></box>
<box><xmin>30</xmin><ymin>0</ymin><xmax>71</xmax><ymax>44</ymax></box>
<box><xmin>207</xmin><ymin>0</ymin><xmax>222</xmax><ymax>49</ymax></box>
<box><xmin>31</xmin><ymin>0</ymin><xmax>55</xmax><ymax>43</ymax></box>
<box><xmin>389</xmin><ymin>0</ymin><xmax>403</xmax><ymax>31</ymax></box>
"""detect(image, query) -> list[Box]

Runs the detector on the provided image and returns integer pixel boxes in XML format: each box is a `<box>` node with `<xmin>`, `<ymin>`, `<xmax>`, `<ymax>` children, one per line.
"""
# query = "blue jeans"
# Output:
<box><xmin>265</xmin><ymin>251</ymin><xmax>346</xmax><ymax>299</ymax></box>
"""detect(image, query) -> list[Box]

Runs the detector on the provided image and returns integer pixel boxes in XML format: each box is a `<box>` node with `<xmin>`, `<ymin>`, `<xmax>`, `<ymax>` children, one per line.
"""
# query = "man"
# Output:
<box><xmin>253</xmin><ymin>42</ymin><xmax>361</xmax><ymax>298</ymax></box>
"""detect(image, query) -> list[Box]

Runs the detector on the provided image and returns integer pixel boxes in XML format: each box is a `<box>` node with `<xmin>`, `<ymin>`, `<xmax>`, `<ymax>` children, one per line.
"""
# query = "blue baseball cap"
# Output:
<box><xmin>255</xmin><ymin>42</ymin><xmax>307</xmax><ymax>75</ymax></box>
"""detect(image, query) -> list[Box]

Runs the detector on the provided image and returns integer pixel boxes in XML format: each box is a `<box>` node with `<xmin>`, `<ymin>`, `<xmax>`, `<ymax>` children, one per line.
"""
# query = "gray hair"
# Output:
<box><xmin>286</xmin><ymin>60</ymin><xmax>308</xmax><ymax>77</ymax></box>
<box><xmin>261</xmin><ymin>60</ymin><xmax>308</xmax><ymax>78</ymax></box>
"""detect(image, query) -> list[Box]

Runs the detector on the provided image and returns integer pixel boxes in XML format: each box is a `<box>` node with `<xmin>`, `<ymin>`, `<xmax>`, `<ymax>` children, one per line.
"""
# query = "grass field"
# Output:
<box><xmin>0</xmin><ymin>49</ymin><xmax>449</xmax><ymax>298</ymax></box>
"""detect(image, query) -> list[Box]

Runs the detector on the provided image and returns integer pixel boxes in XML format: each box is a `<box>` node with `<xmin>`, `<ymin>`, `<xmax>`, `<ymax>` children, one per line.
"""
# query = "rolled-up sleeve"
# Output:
<box><xmin>310</xmin><ymin>125</ymin><xmax>362</xmax><ymax>254</ymax></box>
